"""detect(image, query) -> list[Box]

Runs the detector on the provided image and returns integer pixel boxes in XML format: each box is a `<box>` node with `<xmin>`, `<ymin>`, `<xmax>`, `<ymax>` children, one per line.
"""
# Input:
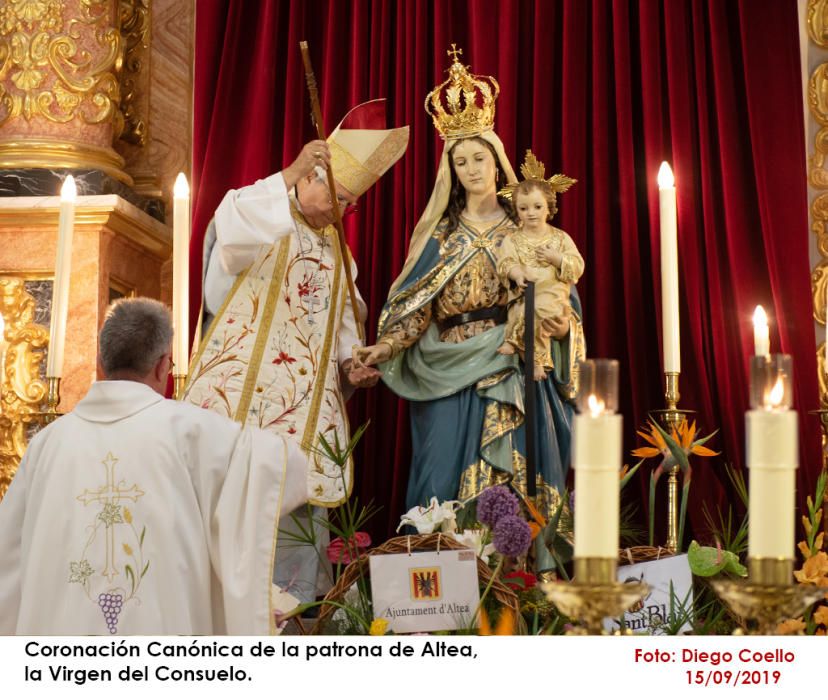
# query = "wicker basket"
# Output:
<box><xmin>310</xmin><ymin>533</ymin><xmax>522</xmax><ymax>634</ymax></box>
<box><xmin>618</xmin><ymin>545</ymin><xmax>677</xmax><ymax>566</ymax></box>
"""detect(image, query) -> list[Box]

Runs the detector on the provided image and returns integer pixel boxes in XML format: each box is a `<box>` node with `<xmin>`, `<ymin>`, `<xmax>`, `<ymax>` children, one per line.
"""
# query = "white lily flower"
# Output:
<box><xmin>398</xmin><ymin>497</ymin><xmax>462</xmax><ymax>534</ymax></box>
<box><xmin>449</xmin><ymin>529</ymin><xmax>496</xmax><ymax>565</ymax></box>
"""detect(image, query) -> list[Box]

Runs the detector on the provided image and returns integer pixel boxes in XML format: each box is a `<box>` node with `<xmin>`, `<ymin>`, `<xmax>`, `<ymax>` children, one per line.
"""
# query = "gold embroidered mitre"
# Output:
<box><xmin>425</xmin><ymin>44</ymin><xmax>499</xmax><ymax>139</ymax></box>
<box><xmin>327</xmin><ymin>99</ymin><xmax>409</xmax><ymax>197</ymax></box>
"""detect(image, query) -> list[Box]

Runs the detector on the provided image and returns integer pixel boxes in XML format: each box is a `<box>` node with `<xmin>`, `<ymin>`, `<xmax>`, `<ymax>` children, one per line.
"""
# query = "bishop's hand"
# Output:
<box><xmin>282</xmin><ymin>140</ymin><xmax>331</xmax><ymax>189</ymax></box>
<box><xmin>341</xmin><ymin>359</ymin><xmax>381</xmax><ymax>388</ymax></box>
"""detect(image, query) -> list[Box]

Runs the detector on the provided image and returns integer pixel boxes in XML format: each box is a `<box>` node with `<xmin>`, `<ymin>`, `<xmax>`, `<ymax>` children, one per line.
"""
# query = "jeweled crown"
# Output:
<box><xmin>425</xmin><ymin>45</ymin><xmax>499</xmax><ymax>139</ymax></box>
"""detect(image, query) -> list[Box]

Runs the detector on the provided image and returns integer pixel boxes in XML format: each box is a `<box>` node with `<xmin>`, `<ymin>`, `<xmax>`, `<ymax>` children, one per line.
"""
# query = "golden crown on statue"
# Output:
<box><xmin>425</xmin><ymin>44</ymin><xmax>499</xmax><ymax>139</ymax></box>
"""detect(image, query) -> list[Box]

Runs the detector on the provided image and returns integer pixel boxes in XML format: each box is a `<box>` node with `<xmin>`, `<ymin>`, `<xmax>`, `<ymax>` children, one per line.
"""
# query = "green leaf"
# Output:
<box><xmin>125</xmin><ymin>564</ymin><xmax>136</xmax><ymax>594</ymax></box>
<box><xmin>140</xmin><ymin>561</ymin><xmax>150</xmax><ymax>578</ymax></box>
<box><xmin>649</xmin><ymin>418</ymin><xmax>689</xmax><ymax>471</ymax></box>
<box><xmin>691</xmin><ymin>429</ymin><xmax>719</xmax><ymax>449</ymax></box>
<box><xmin>648</xmin><ymin>467</ymin><xmax>663</xmax><ymax>547</ymax></box>
<box><xmin>687</xmin><ymin>540</ymin><xmax>726</xmax><ymax>577</ymax></box>
<box><xmin>677</xmin><ymin>481</ymin><xmax>691</xmax><ymax>551</ymax></box>
<box><xmin>619</xmin><ymin>460</ymin><xmax>642</xmax><ymax>491</ymax></box>
<box><xmin>139</xmin><ymin>526</ymin><xmax>146</xmax><ymax>548</ymax></box>
<box><xmin>721</xmin><ymin>553</ymin><xmax>748</xmax><ymax>578</ymax></box>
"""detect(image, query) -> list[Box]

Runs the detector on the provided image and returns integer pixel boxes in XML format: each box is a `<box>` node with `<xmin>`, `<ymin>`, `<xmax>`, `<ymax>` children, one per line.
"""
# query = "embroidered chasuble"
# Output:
<box><xmin>0</xmin><ymin>381</ymin><xmax>307</xmax><ymax>635</ymax></box>
<box><xmin>185</xmin><ymin>206</ymin><xmax>353</xmax><ymax>507</ymax></box>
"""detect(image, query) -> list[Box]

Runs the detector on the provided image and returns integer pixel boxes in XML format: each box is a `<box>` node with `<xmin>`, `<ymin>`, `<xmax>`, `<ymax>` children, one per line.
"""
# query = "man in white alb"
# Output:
<box><xmin>0</xmin><ymin>298</ymin><xmax>308</xmax><ymax>635</ymax></box>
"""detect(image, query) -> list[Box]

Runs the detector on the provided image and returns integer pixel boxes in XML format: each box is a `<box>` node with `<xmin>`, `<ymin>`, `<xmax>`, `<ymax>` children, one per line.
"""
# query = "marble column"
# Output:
<box><xmin>0</xmin><ymin>0</ymin><xmax>130</xmax><ymax>184</ymax></box>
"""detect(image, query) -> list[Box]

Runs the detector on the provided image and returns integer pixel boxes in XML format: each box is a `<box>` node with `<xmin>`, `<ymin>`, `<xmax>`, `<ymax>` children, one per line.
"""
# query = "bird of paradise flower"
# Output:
<box><xmin>632</xmin><ymin>418</ymin><xmax>719</xmax><ymax>549</ymax></box>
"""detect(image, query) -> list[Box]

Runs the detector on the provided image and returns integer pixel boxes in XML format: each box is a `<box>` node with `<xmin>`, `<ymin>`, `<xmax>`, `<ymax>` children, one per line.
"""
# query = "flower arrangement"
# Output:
<box><xmin>632</xmin><ymin>418</ymin><xmax>718</xmax><ymax>548</ymax></box>
<box><xmin>777</xmin><ymin>470</ymin><xmax>828</xmax><ymax>634</ymax></box>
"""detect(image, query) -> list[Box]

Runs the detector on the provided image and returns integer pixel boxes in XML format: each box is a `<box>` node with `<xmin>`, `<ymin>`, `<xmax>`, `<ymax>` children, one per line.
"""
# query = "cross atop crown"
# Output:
<box><xmin>424</xmin><ymin>45</ymin><xmax>499</xmax><ymax>140</ymax></box>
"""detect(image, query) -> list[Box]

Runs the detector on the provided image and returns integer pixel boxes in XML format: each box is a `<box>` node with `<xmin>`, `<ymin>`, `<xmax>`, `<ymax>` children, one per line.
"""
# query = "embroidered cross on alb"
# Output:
<box><xmin>77</xmin><ymin>452</ymin><xmax>144</xmax><ymax>582</ymax></box>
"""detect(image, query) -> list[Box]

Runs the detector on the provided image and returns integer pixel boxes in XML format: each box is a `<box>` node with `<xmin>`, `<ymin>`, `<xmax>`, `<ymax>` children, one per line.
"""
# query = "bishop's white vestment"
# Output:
<box><xmin>185</xmin><ymin>171</ymin><xmax>366</xmax><ymax>601</ymax></box>
<box><xmin>0</xmin><ymin>380</ymin><xmax>307</xmax><ymax>635</ymax></box>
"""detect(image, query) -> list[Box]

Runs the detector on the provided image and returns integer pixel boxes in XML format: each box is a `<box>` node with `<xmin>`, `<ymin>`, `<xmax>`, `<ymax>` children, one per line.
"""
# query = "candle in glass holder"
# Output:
<box><xmin>658</xmin><ymin>162</ymin><xmax>680</xmax><ymax>374</ymax></box>
<box><xmin>47</xmin><ymin>175</ymin><xmax>77</xmax><ymax>378</ymax></box>
<box><xmin>752</xmin><ymin>305</ymin><xmax>770</xmax><ymax>358</ymax></box>
<box><xmin>172</xmin><ymin>173</ymin><xmax>191</xmax><ymax>376</ymax></box>
<box><xmin>573</xmin><ymin>359</ymin><xmax>622</xmax><ymax>560</ymax></box>
<box><xmin>746</xmin><ymin>354</ymin><xmax>797</xmax><ymax>560</ymax></box>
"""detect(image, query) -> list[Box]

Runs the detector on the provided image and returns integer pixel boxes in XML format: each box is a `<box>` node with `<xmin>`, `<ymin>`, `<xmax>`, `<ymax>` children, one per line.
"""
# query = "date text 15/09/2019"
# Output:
<box><xmin>634</xmin><ymin>648</ymin><xmax>793</xmax><ymax>686</ymax></box>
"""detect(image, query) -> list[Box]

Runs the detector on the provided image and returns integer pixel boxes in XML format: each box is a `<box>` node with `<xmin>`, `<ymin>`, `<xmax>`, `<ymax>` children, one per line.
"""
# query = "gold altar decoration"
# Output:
<box><xmin>806</xmin><ymin>2</ymin><xmax>828</xmax><ymax>529</ymax></box>
<box><xmin>0</xmin><ymin>0</ymin><xmax>132</xmax><ymax>183</ymax></box>
<box><xmin>0</xmin><ymin>276</ymin><xmax>49</xmax><ymax>499</ymax></box>
<box><xmin>117</xmin><ymin>0</ymin><xmax>150</xmax><ymax>147</ymax></box>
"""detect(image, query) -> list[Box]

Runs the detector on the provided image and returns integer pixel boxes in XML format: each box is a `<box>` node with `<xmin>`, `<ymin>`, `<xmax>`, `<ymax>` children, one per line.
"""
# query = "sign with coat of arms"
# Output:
<box><xmin>369</xmin><ymin>550</ymin><xmax>480</xmax><ymax>633</ymax></box>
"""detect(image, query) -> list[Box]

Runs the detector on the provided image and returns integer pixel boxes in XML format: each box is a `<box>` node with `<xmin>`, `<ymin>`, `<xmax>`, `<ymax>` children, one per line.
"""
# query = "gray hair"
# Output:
<box><xmin>99</xmin><ymin>297</ymin><xmax>173</xmax><ymax>377</ymax></box>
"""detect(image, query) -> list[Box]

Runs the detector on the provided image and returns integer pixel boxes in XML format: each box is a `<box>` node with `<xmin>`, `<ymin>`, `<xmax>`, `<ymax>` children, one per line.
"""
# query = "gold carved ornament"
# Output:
<box><xmin>117</xmin><ymin>0</ymin><xmax>149</xmax><ymax>146</ymax></box>
<box><xmin>808</xmin><ymin>18</ymin><xmax>828</xmax><ymax>410</ymax></box>
<box><xmin>0</xmin><ymin>0</ymin><xmax>124</xmax><ymax>131</ymax></box>
<box><xmin>0</xmin><ymin>277</ymin><xmax>49</xmax><ymax>500</ymax></box>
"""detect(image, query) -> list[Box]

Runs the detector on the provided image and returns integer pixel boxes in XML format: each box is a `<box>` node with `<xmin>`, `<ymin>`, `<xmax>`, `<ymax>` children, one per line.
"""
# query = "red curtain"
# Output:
<box><xmin>192</xmin><ymin>0</ymin><xmax>820</xmax><ymax>543</ymax></box>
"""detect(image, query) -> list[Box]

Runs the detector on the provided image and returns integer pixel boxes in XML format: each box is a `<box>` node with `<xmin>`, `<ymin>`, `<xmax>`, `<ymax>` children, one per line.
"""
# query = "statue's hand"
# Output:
<box><xmin>541</xmin><ymin>245</ymin><xmax>563</xmax><ymax>267</ymax></box>
<box><xmin>541</xmin><ymin>307</ymin><xmax>571</xmax><ymax>340</ymax></box>
<box><xmin>352</xmin><ymin>342</ymin><xmax>392</xmax><ymax>369</ymax></box>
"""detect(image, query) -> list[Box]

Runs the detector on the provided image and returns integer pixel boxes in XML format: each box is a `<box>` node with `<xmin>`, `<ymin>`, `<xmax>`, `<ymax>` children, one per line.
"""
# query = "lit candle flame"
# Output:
<box><xmin>173</xmin><ymin>172</ymin><xmax>190</xmax><ymax>199</ymax></box>
<box><xmin>766</xmin><ymin>376</ymin><xmax>785</xmax><ymax>409</ymax></box>
<box><xmin>587</xmin><ymin>394</ymin><xmax>605</xmax><ymax>417</ymax></box>
<box><xmin>657</xmin><ymin>161</ymin><xmax>674</xmax><ymax>189</ymax></box>
<box><xmin>753</xmin><ymin>305</ymin><xmax>767</xmax><ymax>328</ymax></box>
<box><xmin>753</xmin><ymin>305</ymin><xmax>770</xmax><ymax>357</ymax></box>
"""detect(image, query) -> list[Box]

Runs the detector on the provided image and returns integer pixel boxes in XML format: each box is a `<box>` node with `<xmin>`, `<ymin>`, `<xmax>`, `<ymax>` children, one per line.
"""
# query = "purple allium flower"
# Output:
<box><xmin>492</xmin><ymin>515</ymin><xmax>532</xmax><ymax>557</ymax></box>
<box><xmin>476</xmin><ymin>485</ymin><xmax>519</xmax><ymax>527</ymax></box>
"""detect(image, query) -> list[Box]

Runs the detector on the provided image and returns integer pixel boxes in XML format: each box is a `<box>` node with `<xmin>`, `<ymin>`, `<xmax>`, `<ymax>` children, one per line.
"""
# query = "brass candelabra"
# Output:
<box><xmin>712</xmin><ymin>558</ymin><xmax>828</xmax><ymax>634</ymax></box>
<box><xmin>541</xmin><ymin>559</ymin><xmax>650</xmax><ymax>634</ymax></box>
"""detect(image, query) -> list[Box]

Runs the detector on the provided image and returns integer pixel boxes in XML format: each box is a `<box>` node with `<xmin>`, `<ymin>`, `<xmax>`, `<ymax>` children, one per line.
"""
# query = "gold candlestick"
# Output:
<box><xmin>173</xmin><ymin>374</ymin><xmax>188</xmax><ymax>401</ymax></box>
<box><xmin>711</xmin><ymin>557</ymin><xmax>828</xmax><ymax>634</ymax></box>
<box><xmin>45</xmin><ymin>376</ymin><xmax>62</xmax><ymax>421</ymax></box>
<box><xmin>650</xmin><ymin>372</ymin><xmax>695</xmax><ymax>550</ymax></box>
<box><xmin>541</xmin><ymin>557</ymin><xmax>650</xmax><ymax>634</ymax></box>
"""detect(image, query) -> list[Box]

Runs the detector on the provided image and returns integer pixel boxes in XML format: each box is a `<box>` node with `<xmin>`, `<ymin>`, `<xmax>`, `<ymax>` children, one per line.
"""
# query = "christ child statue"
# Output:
<box><xmin>496</xmin><ymin>151</ymin><xmax>584</xmax><ymax>380</ymax></box>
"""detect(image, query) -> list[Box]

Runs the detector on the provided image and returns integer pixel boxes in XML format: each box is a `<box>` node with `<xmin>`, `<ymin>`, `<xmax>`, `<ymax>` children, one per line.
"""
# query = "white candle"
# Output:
<box><xmin>752</xmin><ymin>305</ymin><xmax>770</xmax><ymax>357</ymax></box>
<box><xmin>746</xmin><ymin>410</ymin><xmax>798</xmax><ymax>559</ymax></box>
<box><xmin>658</xmin><ymin>162</ymin><xmax>680</xmax><ymax>373</ymax></box>
<box><xmin>573</xmin><ymin>409</ymin><xmax>623</xmax><ymax>559</ymax></box>
<box><xmin>172</xmin><ymin>173</ymin><xmax>191</xmax><ymax>376</ymax></box>
<box><xmin>47</xmin><ymin>175</ymin><xmax>76</xmax><ymax>378</ymax></box>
